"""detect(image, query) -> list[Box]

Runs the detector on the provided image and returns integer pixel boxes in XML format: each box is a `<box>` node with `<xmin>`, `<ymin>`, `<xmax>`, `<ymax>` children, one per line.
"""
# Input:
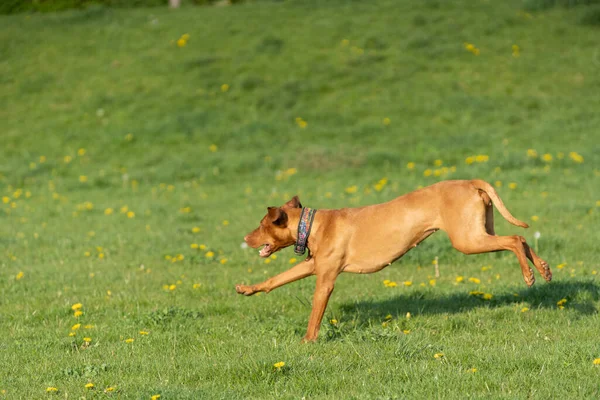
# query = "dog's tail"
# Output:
<box><xmin>471</xmin><ymin>179</ymin><xmax>529</xmax><ymax>228</ymax></box>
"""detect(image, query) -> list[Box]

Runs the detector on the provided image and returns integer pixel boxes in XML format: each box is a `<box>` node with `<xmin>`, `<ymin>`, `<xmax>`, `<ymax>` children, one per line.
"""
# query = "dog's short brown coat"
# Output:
<box><xmin>237</xmin><ymin>179</ymin><xmax>551</xmax><ymax>342</ymax></box>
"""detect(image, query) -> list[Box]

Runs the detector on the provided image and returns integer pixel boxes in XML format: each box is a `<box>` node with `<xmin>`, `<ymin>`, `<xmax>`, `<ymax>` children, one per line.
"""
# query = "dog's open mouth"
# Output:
<box><xmin>259</xmin><ymin>244</ymin><xmax>272</xmax><ymax>258</ymax></box>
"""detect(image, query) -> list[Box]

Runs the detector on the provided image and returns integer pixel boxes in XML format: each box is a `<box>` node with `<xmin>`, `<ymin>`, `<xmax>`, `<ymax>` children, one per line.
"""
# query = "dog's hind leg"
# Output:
<box><xmin>478</xmin><ymin>189</ymin><xmax>551</xmax><ymax>282</ymax></box>
<box><xmin>480</xmin><ymin>190</ymin><xmax>496</xmax><ymax>236</ymax></box>
<box><xmin>522</xmin><ymin>240</ymin><xmax>552</xmax><ymax>282</ymax></box>
<box><xmin>449</xmin><ymin>233</ymin><xmax>536</xmax><ymax>287</ymax></box>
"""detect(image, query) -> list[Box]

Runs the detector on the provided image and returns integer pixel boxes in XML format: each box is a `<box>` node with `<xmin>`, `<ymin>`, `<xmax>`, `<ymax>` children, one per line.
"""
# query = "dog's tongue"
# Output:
<box><xmin>259</xmin><ymin>245</ymin><xmax>271</xmax><ymax>257</ymax></box>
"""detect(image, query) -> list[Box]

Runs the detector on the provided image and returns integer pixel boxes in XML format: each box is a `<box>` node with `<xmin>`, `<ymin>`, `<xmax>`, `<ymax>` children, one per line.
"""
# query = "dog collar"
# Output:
<box><xmin>294</xmin><ymin>207</ymin><xmax>317</xmax><ymax>255</ymax></box>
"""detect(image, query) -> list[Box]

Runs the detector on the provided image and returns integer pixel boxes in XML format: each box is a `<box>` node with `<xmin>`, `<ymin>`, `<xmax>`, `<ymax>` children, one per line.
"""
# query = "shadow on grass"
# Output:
<box><xmin>338</xmin><ymin>279</ymin><xmax>600</xmax><ymax>322</ymax></box>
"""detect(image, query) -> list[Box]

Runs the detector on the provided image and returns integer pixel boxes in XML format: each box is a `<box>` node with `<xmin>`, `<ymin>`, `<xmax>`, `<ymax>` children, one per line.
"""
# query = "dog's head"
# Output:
<box><xmin>244</xmin><ymin>196</ymin><xmax>302</xmax><ymax>258</ymax></box>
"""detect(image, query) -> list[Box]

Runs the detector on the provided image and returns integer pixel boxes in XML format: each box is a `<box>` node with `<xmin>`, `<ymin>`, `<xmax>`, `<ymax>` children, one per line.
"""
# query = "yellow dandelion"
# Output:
<box><xmin>72</xmin><ymin>323</ymin><xmax>81</xmax><ymax>331</ymax></box>
<box><xmin>289</xmin><ymin>258</ymin><xmax>297</xmax><ymax>264</ymax></box>
<box><xmin>423</xmin><ymin>169</ymin><xmax>432</xmax><ymax>177</ymax></box>
<box><xmin>191</xmin><ymin>243</ymin><xmax>199</xmax><ymax>249</ymax></box>
<box><xmin>125</xmin><ymin>338</ymin><xmax>134</xmax><ymax>344</ymax></box>
<box><xmin>455</xmin><ymin>276</ymin><xmax>464</xmax><ymax>283</ymax></box>
<box><xmin>467</xmin><ymin>368</ymin><xmax>477</xmax><ymax>373</ymax></box>
<box><xmin>192</xmin><ymin>226</ymin><xmax>201</xmax><ymax>233</ymax></box>
<box><xmin>593</xmin><ymin>358</ymin><xmax>600</xmax><ymax>365</ymax></box>
<box><xmin>434</xmin><ymin>353</ymin><xmax>444</xmax><ymax>359</ymax></box>
<box><xmin>193</xmin><ymin>283</ymin><xmax>201</xmax><ymax>289</ymax></box>
<box><xmin>403</xmin><ymin>329</ymin><xmax>411</xmax><ymax>334</ymax></box>
<box><xmin>71</xmin><ymin>303</ymin><xmax>83</xmax><ymax>311</ymax></box>
<box><xmin>199</xmin><ymin>244</ymin><xmax>206</xmax><ymax>250</ymax></box>
<box><xmin>169</xmin><ymin>284</ymin><xmax>176</xmax><ymax>291</ymax></box>
<box><xmin>74</xmin><ymin>310</ymin><xmax>83</xmax><ymax>318</ymax></box>
<box><xmin>127</xmin><ymin>211</ymin><xmax>135</xmax><ymax>218</ymax></box>
<box><xmin>521</xmin><ymin>307</ymin><xmax>529</xmax><ymax>312</ymax></box>
<box><xmin>83</xmin><ymin>337</ymin><xmax>92</xmax><ymax>343</ymax></box>
<box><xmin>85</xmin><ymin>383</ymin><xmax>94</xmax><ymax>389</ymax></box>
<box><xmin>221</xmin><ymin>84</ymin><xmax>230</xmax><ymax>92</ymax></box>
<box><xmin>483</xmin><ymin>293</ymin><xmax>493</xmax><ymax>300</ymax></box>
<box><xmin>46</xmin><ymin>387</ymin><xmax>58</xmax><ymax>393</ymax></box>
<box><xmin>557</xmin><ymin>298</ymin><xmax>567</xmax><ymax>307</ymax></box>
<box><xmin>465</xmin><ymin>156</ymin><xmax>475</xmax><ymax>165</ymax></box>
<box><xmin>78</xmin><ymin>148</ymin><xmax>86</xmax><ymax>156</ymax></box>
<box><xmin>404</xmin><ymin>281</ymin><xmax>413</xmax><ymax>287</ymax></box>
<box><xmin>383</xmin><ymin>117</ymin><xmax>391</xmax><ymax>126</ymax></box>
<box><xmin>468</xmin><ymin>277</ymin><xmax>481</xmax><ymax>284</ymax></box>
<box><xmin>345</xmin><ymin>185</ymin><xmax>358</xmax><ymax>194</ymax></box>
<box><xmin>295</xmin><ymin>117</ymin><xmax>307</xmax><ymax>128</ymax></box>
<box><xmin>406</xmin><ymin>312</ymin><xmax>411</xmax><ymax>319</ymax></box>
<box><xmin>222</xmin><ymin>220</ymin><xmax>229</xmax><ymax>226</ymax></box>
<box><xmin>527</xmin><ymin>149</ymin><xmax>538</xmax><ymax>158</ymax></box>
<box><xmin>68</xmin><ymin>332</ymin><xmax>76</xmax><ymax>337</ymax></box>
<box><xmin>16</xmin><ymin>271</ymin><xmax>24</xmax><ymax>280</ymax></box>
<box><xmin>330</xmin><ymin>319</ymin><xmax>338</xmax><ymax>325</ymax></box>
<box><xmin>206</xmin><ymin>251</ymin><xmax>214</xmax><ymax>258</ymax></box>
<box><xmin>64</xmin><ymin>155</ymin><xmax>72</xmax><ymax>163</ymax></box>
<box><xmin>220</xmin><ymin>258</ymin><xmax>228</xmax><ymax>264</ymax></box>
<box><xmin>177</xmin><ymin>38</ymin><xmax>186</xmax><ymax>47</ymax></box>
<box><xmin>406</xmin><ymin>162</ymin><xmax>415</xmax><ymax>170</ymax></box>
<box><xmin>209</xmin><ymin>144</ymin><xmax>218</xmax><ymax>152</ymax></box>
<box><xmin>542</xmin><ymin>153</ymin><xmax>553</xmax><ymax>162</ymax></box>
<box><xmin>105</xmin><ymin>387</ymin><xmax>116</xmax><ymax>392</ymax></box>
<box><xmin>273</xmin><ymin>361</ymin><xmax>285</xmax><ymax>369</ymax></box>
<box><xmin>429</xmin><ymin>279</ymin><xmax>436</xmax><ymax>286</ymax></box>
<box><xmin>508</xmin><ymin>182</ymin><xmax>517</xmax><ymax>189</ymax></box>
<box><xmin>569</xmin><ymin>152</ymin><xmax>584</xmax><ymax>163</ymax></box>
<box><xmin>151</xmin><ymin>395</ymin><xmax>161</xmax><ymax>400</ymax></box>
<box><xmin>98</xmin><ymin>253</ymin><xmax>105</xmax><ymax>259</ymax></box>
<box><xmin>531</xmin><ymin>215</ymin><xmax>539</xmax><ymax>222</ymax></box>
<box><xmin>140</xmin><ymin>331</ymin><xmax>149</xmax><ymax>335</ymax></box>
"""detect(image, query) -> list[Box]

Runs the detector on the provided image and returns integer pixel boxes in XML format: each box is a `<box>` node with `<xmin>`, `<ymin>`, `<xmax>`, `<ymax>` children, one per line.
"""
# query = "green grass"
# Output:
<box><xmin>1</xmin><ymin>0</ymin><xmax>600</xmax><ymax>398</ymax></box>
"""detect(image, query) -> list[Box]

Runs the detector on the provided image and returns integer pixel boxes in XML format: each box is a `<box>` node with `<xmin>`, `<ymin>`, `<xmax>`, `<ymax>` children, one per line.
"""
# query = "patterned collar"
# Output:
<box><xmin>294</xmin><ymin>207</ymin><xmax>317</xmax><ymax>255</ymax></box>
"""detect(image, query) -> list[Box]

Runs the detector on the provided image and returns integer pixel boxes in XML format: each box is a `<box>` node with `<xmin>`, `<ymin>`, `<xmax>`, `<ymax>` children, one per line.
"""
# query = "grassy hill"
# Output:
<box><xmin>1</xmin><ymin>0</ymin><xmax>599</xmax><ymax>397</ymax></box>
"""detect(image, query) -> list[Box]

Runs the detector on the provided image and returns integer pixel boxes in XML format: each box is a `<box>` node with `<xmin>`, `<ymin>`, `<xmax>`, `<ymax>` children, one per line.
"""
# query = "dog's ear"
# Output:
<box><xmin>267</xmin><ymin>207</ymin><xmax>288</xmax><ymax>226</ymax></box>
<box><xmin>283</xmin><ymin>195</ymin><xmax>302</xmax><ymax>209</ymax></box>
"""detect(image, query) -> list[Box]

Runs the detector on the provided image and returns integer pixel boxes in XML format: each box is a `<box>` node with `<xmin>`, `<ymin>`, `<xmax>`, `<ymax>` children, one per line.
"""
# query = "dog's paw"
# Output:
<box><xmin>540</xmin><ymin>260</ymin><xmax>552</xmax><ymax>282</ymax></box>
<box><xmin>235</xmin><ymin>284</ymin><xmax>256</xmax><ymax>296</ymax></box>
<box><xmin>524</xmin><ymin>269</ymin><xmax>535</xmax><ymax>287</ymax></box>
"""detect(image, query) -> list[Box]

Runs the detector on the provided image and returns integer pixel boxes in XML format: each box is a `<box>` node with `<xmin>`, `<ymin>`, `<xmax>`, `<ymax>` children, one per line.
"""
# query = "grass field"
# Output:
<box><xmin>1</xmin><ymin>0</ymin><xmax>600</xmax><ymax>398</ymax></box>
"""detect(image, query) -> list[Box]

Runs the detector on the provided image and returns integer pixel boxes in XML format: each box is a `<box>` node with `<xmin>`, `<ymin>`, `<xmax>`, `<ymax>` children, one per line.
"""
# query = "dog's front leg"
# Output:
<box><xmin>235</xmin><ymin>258</ymin><xmax>315</xmax><ymax>296</ymax></box>
<box><xmin>302</xmin><ymin>270</ymin><xmax>339</xmax><ymax>343</ymax></box>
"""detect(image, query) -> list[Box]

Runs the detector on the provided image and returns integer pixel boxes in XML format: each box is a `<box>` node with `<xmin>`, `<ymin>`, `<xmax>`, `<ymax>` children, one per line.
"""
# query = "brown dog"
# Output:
<box><xmin>237</xmin><ymin>179</ymin><xmax>551</xmax><ymax>342</ymax></box>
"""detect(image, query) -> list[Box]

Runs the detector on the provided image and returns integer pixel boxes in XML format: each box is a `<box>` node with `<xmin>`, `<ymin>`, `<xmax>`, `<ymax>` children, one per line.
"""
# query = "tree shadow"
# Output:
<box><xmin>338</xmin><ymin>279</ymin><xmax>600</xmax><ymax>324</ymax></box>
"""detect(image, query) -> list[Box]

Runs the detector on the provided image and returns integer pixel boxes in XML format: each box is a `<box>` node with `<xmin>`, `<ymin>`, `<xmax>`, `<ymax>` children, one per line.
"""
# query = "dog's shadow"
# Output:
<box><xmin>337</xmin><ymin>280</ymin><xmax>600</xmax><ymax>324</ymax></box>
